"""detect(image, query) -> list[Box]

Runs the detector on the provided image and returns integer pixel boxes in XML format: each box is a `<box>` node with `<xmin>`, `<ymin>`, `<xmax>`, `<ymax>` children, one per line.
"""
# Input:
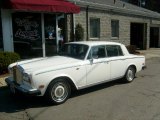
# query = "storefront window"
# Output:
<box><xmin>12</xmin><ymin>12</ymin><xmax>66</xmax><ymax>58</ymax></box>
<box><xmin>0</xmin><ymin>11</ymin><xmax>3</xmax><ymax>51</ymax></box>
<box><xmin>12</xmin><ymin>12</ymin><xmax>42</xmax><ymax>59</ymax></box>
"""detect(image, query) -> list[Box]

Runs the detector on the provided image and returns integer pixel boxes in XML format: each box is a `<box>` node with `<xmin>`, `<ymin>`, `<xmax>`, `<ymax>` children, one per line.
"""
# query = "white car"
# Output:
<box><xmin>5</xmin><ymin>41</ymin><xmax>145</xmax><ymax>104</ymax></box>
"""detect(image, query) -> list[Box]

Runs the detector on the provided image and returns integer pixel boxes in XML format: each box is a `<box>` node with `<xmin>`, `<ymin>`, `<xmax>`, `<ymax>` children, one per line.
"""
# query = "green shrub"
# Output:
<box><xmin>0</xmin><ymin>51</ymin><xmax>20</xmax><ymax>74</ymax></box>
<box><xmin>75</xmin><ymin>23</ymin><xmax>84</xmax><ymax>41</ymax></box>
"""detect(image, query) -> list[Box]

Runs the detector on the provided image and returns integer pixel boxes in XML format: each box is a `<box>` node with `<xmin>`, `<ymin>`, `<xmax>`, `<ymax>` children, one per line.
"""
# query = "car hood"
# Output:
<box><xmin>12</xmin><ymin>56</ymin><xmax>82</xmax><ymax>74</ymax></box>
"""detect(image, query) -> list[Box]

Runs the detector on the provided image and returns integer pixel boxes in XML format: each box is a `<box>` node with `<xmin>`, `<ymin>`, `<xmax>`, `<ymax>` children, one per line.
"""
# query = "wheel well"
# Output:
<box><xmin>129</xmin><ymin>65</ymin><xmax>137</xmax><ymax>73</ymax></box>
<box><xmin>48</xmin><ymin>77</ymin><xmax>77</xmax><ymax>91</ymax></box>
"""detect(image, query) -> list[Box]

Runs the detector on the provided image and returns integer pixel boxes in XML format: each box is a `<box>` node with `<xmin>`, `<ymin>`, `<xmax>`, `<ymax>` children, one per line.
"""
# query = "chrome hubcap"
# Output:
<box><xmin>127</xmin><ymin>69</ymin><xmax>134</xmax><ymax>81</ymax></box>
<box><xmin>55</xmin><ymin>86</ymin><xmax>65</xmax><ymax>98</ymax></box>
<box><xmin>51</xmin><ymin>83</ymin><xmax>68</xmax><ymax>103</ymax></box>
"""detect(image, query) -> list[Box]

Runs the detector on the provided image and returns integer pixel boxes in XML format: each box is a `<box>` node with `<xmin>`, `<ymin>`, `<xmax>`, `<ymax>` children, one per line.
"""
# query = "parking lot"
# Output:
<box><xmin>1</xmin><ymin>54</ymin><xmax>160</xmax><ymax>120</ymax></box>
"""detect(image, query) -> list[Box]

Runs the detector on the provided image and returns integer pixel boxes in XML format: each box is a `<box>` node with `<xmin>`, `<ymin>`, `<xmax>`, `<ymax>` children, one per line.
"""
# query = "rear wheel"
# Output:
<box><xmin>46</xmin><ymin>79</ymin><xmax>71</xmax><ymax>105</ymax></box>
<box><xmin>124</xmin><ymin>66</ymin><xmax>136</xmax><ymax>83</ymax></box>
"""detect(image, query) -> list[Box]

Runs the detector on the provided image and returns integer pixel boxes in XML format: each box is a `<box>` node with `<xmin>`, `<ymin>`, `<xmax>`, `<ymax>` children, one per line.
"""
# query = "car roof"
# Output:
<box><xmin>68</xmin><ymin>41</ymin><xmax>123</xmax><ymax>46</ymax></box>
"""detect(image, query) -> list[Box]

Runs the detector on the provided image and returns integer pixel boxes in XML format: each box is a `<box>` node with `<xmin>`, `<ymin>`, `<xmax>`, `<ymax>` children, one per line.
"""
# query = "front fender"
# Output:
<box><xmin>32</xmin><ymin>72</ymin><xmax>78</xmax><ymax>96</ymax></box>
<box><xmin>46</xmin><ymin>74</ymin><xmax>78</xmax><ymax>89</ymax></box>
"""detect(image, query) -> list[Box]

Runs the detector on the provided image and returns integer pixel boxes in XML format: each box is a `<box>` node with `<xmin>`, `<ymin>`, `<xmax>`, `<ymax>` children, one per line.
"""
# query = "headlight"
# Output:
<box><xmin>23</xmin><ymin>73</ymin><xmax>31</xmax><ymax>83</ymax></box>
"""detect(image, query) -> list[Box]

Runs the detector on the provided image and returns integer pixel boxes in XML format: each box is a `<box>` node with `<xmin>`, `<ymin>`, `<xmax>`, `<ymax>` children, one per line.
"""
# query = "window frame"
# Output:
<box><xmin>111</xmin><ymin>20</ymin><xmax>119</xmax><ymax>38</ymax></box>
<box><xmin>87</xmin><ymin>45</ymin><xmax>106</xmax><ymax>59</ymax></box>
<box><xmin>89</xmin><ymin>18</ymin><xmax>100</xmax><ymax>39</ymax></box>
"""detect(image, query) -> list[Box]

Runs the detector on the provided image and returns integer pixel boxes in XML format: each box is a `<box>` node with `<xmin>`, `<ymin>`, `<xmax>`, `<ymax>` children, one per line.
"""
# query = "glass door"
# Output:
<box><xmin>44</xmin><ymin>13</ymin><xmax>65</xmax><ymax>56</ymax></box>
<box><xmin>57</xmin><ymin>14</ymin><xmax>65</xmax><ymax>50</ymax></box>
<box><xmin>44</xmin><ymin>14</ymin><xmax>57</xmax><ymax>56</ymax></box>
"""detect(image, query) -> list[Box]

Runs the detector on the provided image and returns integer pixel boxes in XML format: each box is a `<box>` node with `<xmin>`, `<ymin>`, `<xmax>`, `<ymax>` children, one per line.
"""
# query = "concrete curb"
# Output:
<box><xmin>0</xmin><ymin>77</ymin><xmax>7</xmax><ymax>87</ymax></box>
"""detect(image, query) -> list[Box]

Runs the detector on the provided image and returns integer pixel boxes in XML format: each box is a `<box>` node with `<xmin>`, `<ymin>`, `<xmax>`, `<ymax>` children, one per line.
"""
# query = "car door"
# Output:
<box><xmin>106</xmin><ymin>45</ymin><xmax>127</xmax><ymax>79</ymax></box>
<box><xmin>86</xmin><ymin>45</ymin><xmax>110</xmax><ymax>86</ymax></box>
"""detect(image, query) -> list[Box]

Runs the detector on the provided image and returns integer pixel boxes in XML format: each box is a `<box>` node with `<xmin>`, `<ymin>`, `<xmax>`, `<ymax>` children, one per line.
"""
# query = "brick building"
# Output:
<box><xmin>0</xmin><ymin>0</ymin><xmax>160</xmax><ymax>59</ymax></box>
<box><xmin>68</xmin><ymin>0</ymin><xmax>160</xmax><ymax>50</ymax></box>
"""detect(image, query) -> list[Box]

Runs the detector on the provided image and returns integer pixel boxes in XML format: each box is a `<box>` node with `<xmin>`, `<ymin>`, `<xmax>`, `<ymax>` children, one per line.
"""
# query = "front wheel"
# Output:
<box><xmin>46</xmin><ymin>79</ymin><xmax>71</xmax><ymax>105</ymax></box>
<box><xmin>124</xmin><ymin>66</ymin><xmax>136</xmax><ymax>83</ymax></box>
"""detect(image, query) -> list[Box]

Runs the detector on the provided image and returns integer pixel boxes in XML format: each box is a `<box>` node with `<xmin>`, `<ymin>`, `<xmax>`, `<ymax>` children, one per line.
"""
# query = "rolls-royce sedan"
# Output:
<box><xmin>5</xmin><ymin>41</ymin><xmax>145</xmax><ymax>104</ymax></box>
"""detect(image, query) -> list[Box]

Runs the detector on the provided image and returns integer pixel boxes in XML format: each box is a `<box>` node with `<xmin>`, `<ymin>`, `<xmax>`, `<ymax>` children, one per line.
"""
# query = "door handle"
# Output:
<box><xmin>76</xmin><ymin>68</ymin><xmax>80</xmax><ymax>70</ymax></box>
<box><xmin>104</xmin><ymin>61</ymin><xmax>109</xmax><ymax>64</ymax></box>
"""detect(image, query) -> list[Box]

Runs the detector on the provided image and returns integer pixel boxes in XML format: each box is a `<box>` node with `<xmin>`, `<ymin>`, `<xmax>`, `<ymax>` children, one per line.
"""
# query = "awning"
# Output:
<box><xmin>3</xmin><ymin>0</ymin><xmax>80</xmax><ymax>13</ymax></box>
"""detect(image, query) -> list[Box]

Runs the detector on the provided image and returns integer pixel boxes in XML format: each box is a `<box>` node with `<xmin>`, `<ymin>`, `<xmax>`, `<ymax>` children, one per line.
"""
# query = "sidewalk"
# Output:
<box><xmin>138</xmin><ymin>48</ymin><xmax>160</xmax><ymax>59</ymax></box>
<box><xmin>0</xmin><ymin>48</ymin><xmax>160</xmax><ymax>87</ymax></box>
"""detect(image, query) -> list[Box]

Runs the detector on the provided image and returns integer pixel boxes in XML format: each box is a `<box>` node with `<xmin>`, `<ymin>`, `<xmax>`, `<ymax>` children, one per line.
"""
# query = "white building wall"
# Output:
<box><xmin>1</xmin><ymin>9</ymin><xmax>13</xmax><ymax>52</ymax></box>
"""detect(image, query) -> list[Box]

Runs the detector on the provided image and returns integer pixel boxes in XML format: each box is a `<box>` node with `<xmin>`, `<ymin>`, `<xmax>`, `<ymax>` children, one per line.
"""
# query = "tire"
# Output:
<box><xmin>46</xmin><ymin>79</ymin><xmax>71</xmax><ymax>105</ymax></box>
<box><xmin>124</xmin><ymin>66</ymin><xmax>136</xmax><ymax>83</ymax></box>
<box><xmin>9</xmin><ymin>84</ymin><xmax>19</xmax><ymax>97</ymax></box>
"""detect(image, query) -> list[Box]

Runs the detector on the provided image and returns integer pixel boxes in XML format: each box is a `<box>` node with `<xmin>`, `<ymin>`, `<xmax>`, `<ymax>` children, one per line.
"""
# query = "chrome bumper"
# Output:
<box><xmin>5</xmin><ymin>77</ymin><xmax>41</xmax><ymax>96</ymax></box>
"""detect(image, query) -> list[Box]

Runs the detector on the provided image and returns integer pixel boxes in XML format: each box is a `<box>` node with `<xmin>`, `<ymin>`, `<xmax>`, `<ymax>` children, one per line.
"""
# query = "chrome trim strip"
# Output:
<box><xmin>36</xmin><ymin>56</ymin><xmax>144</xmax><ymax>75</ymax></box>
<box><xmin>35</xmin><ymin>65</ymin><xmax>83</xmax><ymax>75</ymax></box>
<box><xmin>77</xmin><ymin>76</ymin><xmax>124</xmax><ymax>90</ymax></box>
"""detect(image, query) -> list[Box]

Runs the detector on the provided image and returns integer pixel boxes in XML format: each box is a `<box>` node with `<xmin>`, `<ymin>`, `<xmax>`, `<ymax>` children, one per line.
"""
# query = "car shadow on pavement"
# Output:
<box><xmin>0</xmin><ymin>86</ymin><xmax>49</xmax><ymax>113</ymax></box>
<box><xmin>71</xmin><ymin>79</ymin><xmax>125</xmax><ymax>98</ymax></box>
<box><xmin>0</xmin><ymin>79</ymin><xmax>125</xmax><ymax>113</ymax></box>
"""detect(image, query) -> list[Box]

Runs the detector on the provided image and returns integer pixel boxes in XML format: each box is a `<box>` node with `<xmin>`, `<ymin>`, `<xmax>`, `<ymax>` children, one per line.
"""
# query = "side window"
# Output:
<box><xmin>106</xmin><ymin>45</ymin><xmax>123</xmax><ymax>57</ymax></box>
<box><xmin>87</xmin><ymin>45</ymin><xmax>106</xmax><ymax>59</ymax></box>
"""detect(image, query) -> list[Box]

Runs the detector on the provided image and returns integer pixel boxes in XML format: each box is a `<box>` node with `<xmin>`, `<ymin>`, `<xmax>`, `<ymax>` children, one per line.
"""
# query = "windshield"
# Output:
<box><xmin>59</xmin><ymin>44</ymin><xmax>89</xmax><ymax>60</ymax></box>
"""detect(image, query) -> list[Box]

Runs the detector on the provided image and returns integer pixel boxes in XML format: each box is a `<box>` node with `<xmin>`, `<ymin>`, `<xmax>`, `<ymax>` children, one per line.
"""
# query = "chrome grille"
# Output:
<box><xmin>13</xmin><ymin>66</ymin><xmax>23</xmax><ymax>84</ymax></box>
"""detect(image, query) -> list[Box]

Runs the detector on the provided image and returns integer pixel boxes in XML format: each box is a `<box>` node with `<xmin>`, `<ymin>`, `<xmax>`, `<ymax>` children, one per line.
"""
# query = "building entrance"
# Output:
<box><xmin>150</xmin><ymin>27</ymin><xmax>160</xmax><ymax>48</ymax></box>
<box><xmin>130</xmin><ymin>23</ymin><xmax>147</xmax><ymax>50</ymax></box>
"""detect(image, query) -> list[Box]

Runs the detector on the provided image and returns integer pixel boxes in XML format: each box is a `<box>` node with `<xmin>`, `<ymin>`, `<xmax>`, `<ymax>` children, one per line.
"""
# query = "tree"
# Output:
<box><xmin>145</xmin><ymin>0</ymin><xmax>160</xmax><ymax>13</ymax></box>
<box><xmin>75</xmin><ymin>23</ymin><xmax>84</xmax><ymax>41</ymax></box>
<box><xmin>121</xmin><ymin>0</ymin><xmax>160</xmax><ymax>13</ymax></box>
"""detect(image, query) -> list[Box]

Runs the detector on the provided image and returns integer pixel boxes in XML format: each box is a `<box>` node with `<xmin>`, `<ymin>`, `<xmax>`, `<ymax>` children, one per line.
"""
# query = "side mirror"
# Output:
<box><xmin>89</xmin><ymin>58</ymin><xmax>93</xmax><ymax>64</ymax></box>
<box><xmin>92</xmin><ymin>55</ymin><xmax>98</xmax><ymax>59</ymax></box>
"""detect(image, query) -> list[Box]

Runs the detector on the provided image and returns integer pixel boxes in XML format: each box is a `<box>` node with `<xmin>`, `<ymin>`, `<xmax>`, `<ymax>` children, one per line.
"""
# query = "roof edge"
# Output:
<box><xmin>69</xmin><ymin>0</ymin><xmax>160</xmax><ymax>19</ymax></box>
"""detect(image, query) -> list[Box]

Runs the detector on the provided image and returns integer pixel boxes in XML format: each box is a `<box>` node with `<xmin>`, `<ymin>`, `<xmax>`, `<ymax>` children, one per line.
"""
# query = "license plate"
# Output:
<box><xmin>10</xmin><ymin>84</ymin><xmax>16</xmax><ymax>94</ymax></box>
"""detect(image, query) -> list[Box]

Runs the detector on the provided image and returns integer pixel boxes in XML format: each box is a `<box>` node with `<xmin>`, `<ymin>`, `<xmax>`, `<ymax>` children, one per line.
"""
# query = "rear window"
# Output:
<box><xmin>106</xmin><ymin>45</ymin><xmax>123</xmax><ymax>57</ymax></box>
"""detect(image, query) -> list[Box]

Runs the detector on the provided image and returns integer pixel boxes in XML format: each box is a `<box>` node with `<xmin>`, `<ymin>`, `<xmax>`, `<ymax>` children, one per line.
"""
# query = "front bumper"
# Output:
<box><xmin>5</xmin><ymin>77</ymin><xmax>41</xmax><ymax>96</ymax></box>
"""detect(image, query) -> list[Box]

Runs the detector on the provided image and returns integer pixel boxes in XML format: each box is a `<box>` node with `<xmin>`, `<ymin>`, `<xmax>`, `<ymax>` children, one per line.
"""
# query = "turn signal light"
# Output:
<box><xmin>39</xmin><ymin>85</ymin><xmax>45</xmax><ymax>89</ymax></box>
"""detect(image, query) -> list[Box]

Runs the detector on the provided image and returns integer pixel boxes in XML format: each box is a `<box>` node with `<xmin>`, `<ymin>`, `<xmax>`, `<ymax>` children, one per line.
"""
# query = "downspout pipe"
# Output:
<box><xmin>73</xmin><ymin>14</ymin><xmax>75</xmax><ymax>41</ymax></box>
<box><xmin>86</xmin><ymin>5</ymin><xmax>89</xmax><ymax>41</ymax></box>
<box><xmin>73</xmin><ymin>1</ymin><xmax>76</xmax><ymax>41</ymax></box>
